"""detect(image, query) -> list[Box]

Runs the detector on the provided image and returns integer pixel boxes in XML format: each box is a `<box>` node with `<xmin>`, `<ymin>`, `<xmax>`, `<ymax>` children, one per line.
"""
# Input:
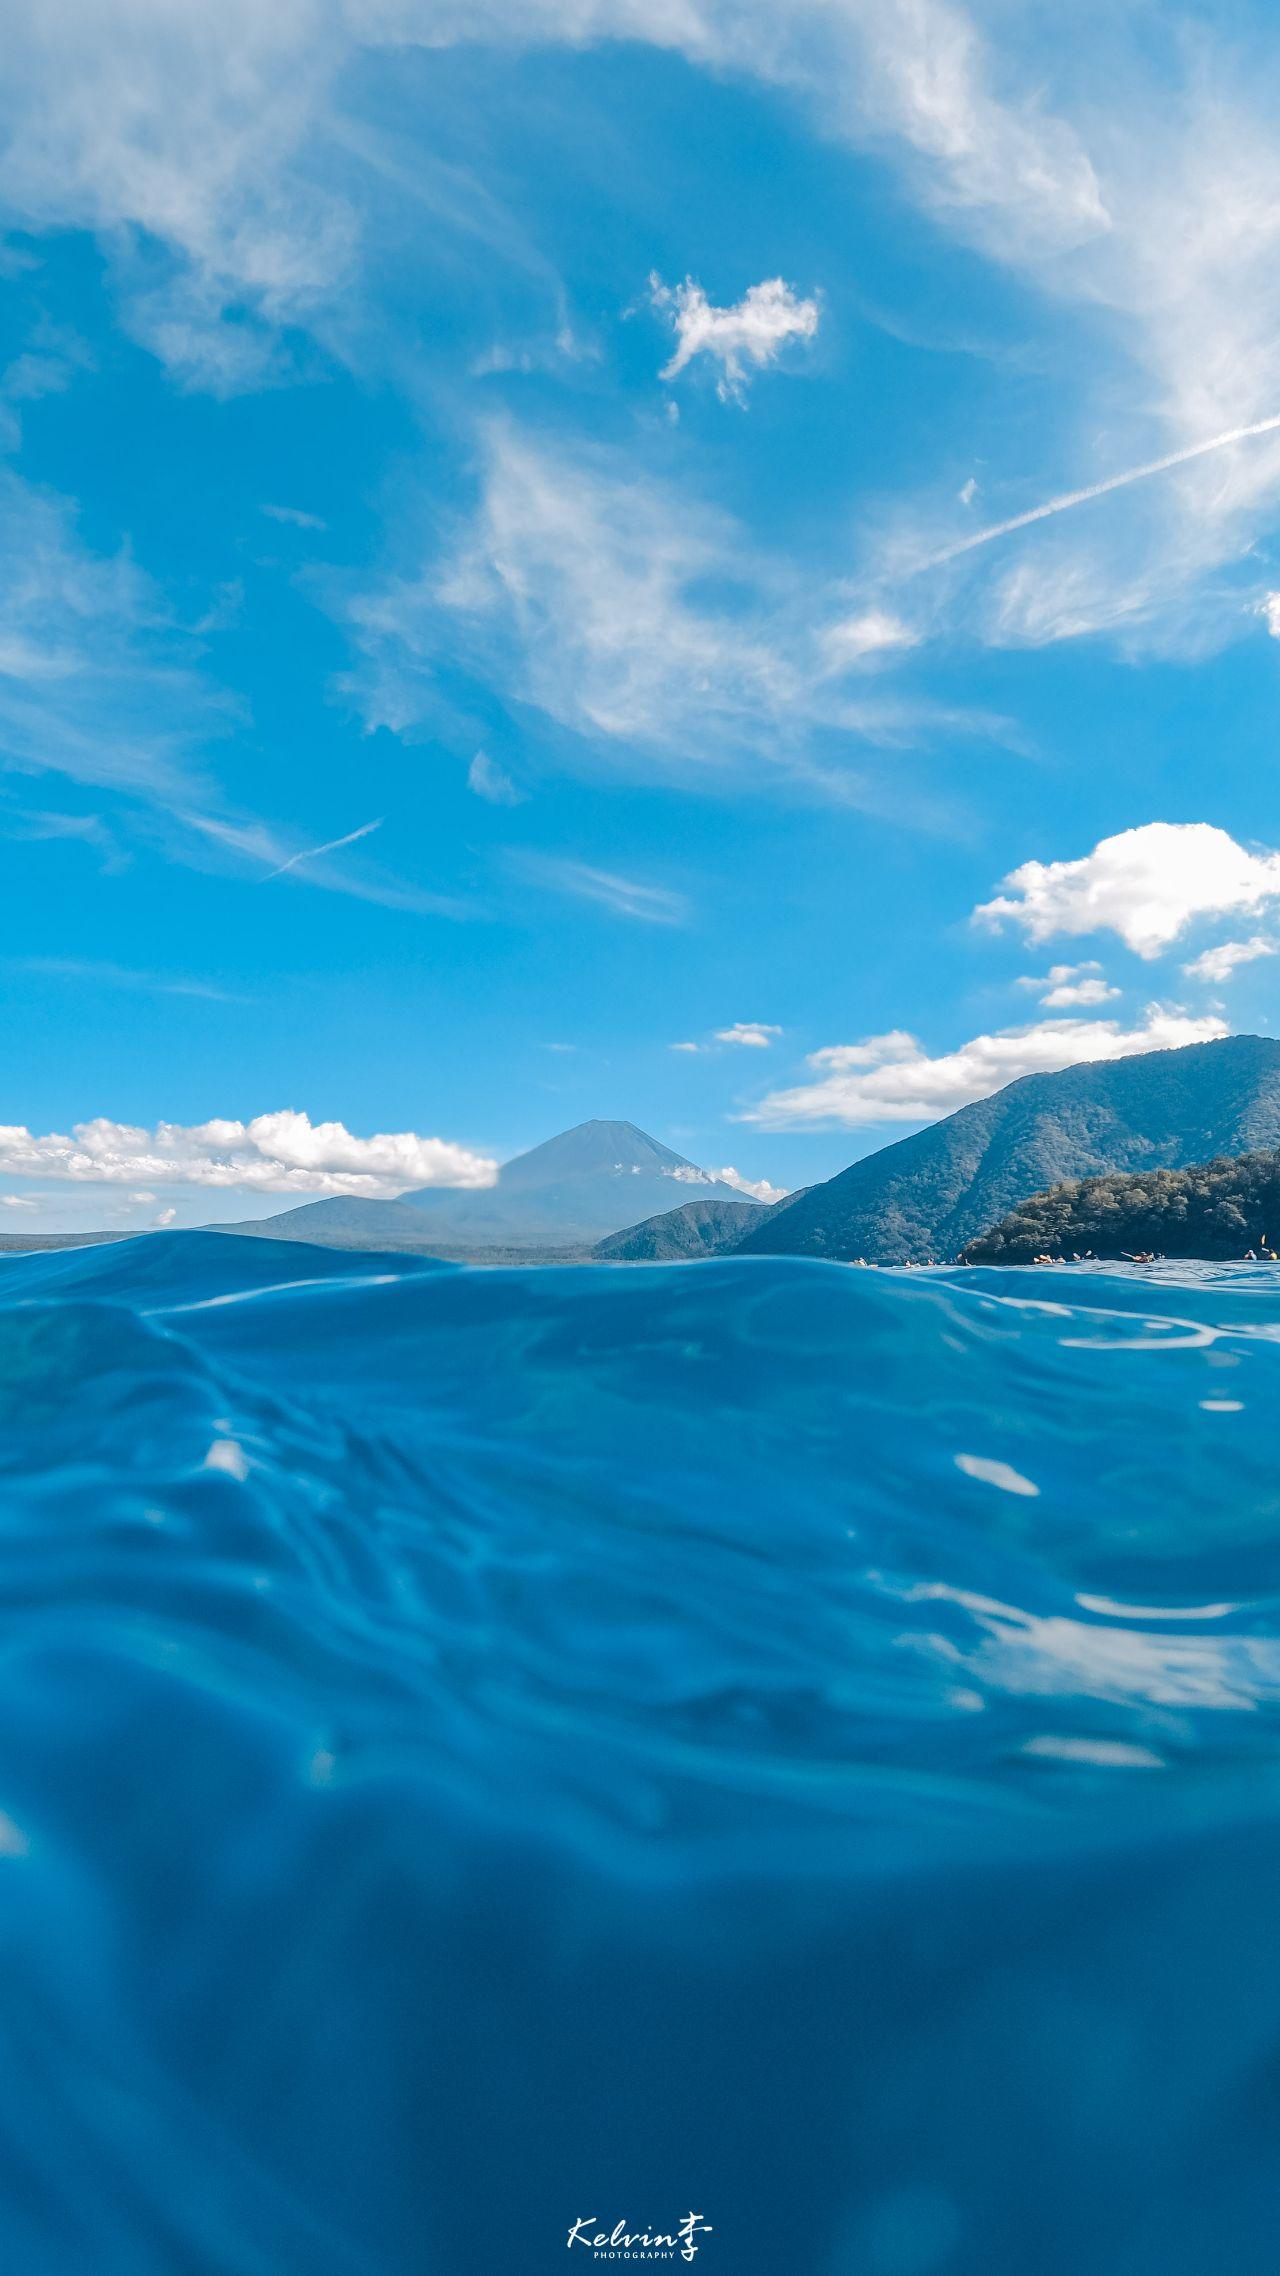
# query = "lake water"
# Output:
<box><xmin>2</xmin><ymin>1231</ymin><xmax>1278</xmax><ymax>2275</ymax></box>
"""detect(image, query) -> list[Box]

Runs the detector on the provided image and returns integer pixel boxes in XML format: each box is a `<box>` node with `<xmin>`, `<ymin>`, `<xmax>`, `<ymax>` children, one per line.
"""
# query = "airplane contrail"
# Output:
<box><xmin>264</xmin><ymin>817</ymin><xmax>383</xmax><ymax>879</ymax></box>
<box><xmin>922</xmin><ymin>410</ymin><xmax>1280</xmax><ymax>568</ymax></box>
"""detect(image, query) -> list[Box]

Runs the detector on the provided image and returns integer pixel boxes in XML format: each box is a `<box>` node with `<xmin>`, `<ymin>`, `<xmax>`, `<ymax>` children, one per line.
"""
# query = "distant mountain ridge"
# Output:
<box><xmin>231</xmin><ymin>1120</ymin><xmax>760</xmax><ymax>1254</ymax></box>
<box><xmin>738</xmin><ymin>1035</ymin><xmax>1280</xmax><ymax>1264</ymax></box>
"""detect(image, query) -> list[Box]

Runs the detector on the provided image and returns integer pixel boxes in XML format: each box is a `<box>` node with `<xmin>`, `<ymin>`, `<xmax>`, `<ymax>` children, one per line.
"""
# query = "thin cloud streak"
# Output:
<box><xmin>512</xmin><ymin>852</ymin><xmax>689</xmax><ymax>926</ymax></box>
<box><xmin>920</xmin><ymin>412</ymin><xmax>1280</xmax><ymax>570</ymax></box>
<box><xmin>13</xmin><ymin>957</ymin><xmax>245</xmax><ymax>1003</ymax></box>
<box><xmin>180</xmin><ymin>809</ymin><xmax>472</xmax><ymax>919</ymax></box>
<box><xmin>263</xmin><ymin>817</ymin><xmax>383</xmax><ymax>880</ymax></box>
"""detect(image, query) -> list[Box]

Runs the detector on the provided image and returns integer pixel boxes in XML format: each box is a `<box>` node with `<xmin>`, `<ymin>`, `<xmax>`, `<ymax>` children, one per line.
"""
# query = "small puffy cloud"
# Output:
<box><xmin>0</xmin><ymin>1194</ymin><xmax>35</xmax><ymax>1209</ymax></box>
<box><xmin>706</xmin><ymin>1165</ymin><xmax>789</xmax><ymax>1203</ymax></box>
<box><xmin>664</xmin><ymin>1162</ymin><xmax>788</xmax><ymax>1203</ymax></box>
<box><xmin>1017</xmin><ymin>961</ymin><xmax>1119</xmax><ymax>1008</ymax></box>
<box><xmin>744</xmin><ymin>1008</ymin><xmax>1227</xmax><ymax>1130</ymax></box>
<box><xmin>467</xmin><ymin>749</ymin><xmax>525</xmax><ymax>806</ymax></box>
<box><xmin>715</xmin><ymin>1022</ymin><xmax>782</xmax><ymax>1049</ymax></box>
<box><xmin>261</xmin><ymin>504</ymin><xmax>326</xmax><ymax>532</ymax></box>
<box><xmin>670</xmin><ymin>1041</ymin><xmax>701</xmax><ymax>1054</ymax></box>
<box><xmin>1259</xmin><ymin>594</ymin><xmax>1280</xmax><ymax>639</ymax></box>
<box><xmin>154</xmin><ymin>1205</ymin><xmax>178</xmax><ymax>1227</ymax></box>
<box><xmin>0</xmin><ymin>1111</ymin><xmax>498</xmax><ymax>1198</ymax></box>
<box><xmin>1044</xmin><ymin>977</ymin><xmax>1117</xmax><ymax>1008</ymax></box>
<box><xmin>649</xmin><ymin>274</ymin><xmax>819</xmax><ymax>402</ymax></box>
<box><xmin>820</xmin><ymin>610</ymin><xmax>919</xmax><ymax>668</ymax></box>
<box><xmin>1183</xmin><ymin>934</ymin><xmax>1277</xmax><ymax>984</ymax></box>
<box><xmin>976</xmin><ymin>823</ymin><xmax>1280</xmax><ymax>959</ymax></box>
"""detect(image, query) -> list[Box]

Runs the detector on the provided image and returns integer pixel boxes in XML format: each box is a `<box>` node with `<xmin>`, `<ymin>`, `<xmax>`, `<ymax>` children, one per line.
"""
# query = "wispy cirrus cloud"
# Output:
<box><xmin>467</xmin><ymin>750</ymin><xmax>526</xmax><ymax>806</ymax></box>
<box><xmin>261</xmin><ymin>502</ymin><xmax>327</xmax><ymax>531</ymax></box>
<box><xmin>819</xmin><ymin>610</ymin><xmax>919</xmax><ymax>668</ymax></box>
<box><xmin>15</xmin><ymin>2</ymin><xmax>1280</xmax><ymax>670</ymax></box>
<box><xmin>342</xmin><ymin>421</ymin><xmax>992</xmax><ymax>799</ymax></box>
<box><xmin>0</xmin><ymin>2</ymin><xmax>356</xmax><ymax>393</ymax></box>
<box><xmin>13</xmin><ymin>957</ymin><xmax>245</xmax><ymax>1003</ymax></box>
<box><xmin>0</xmin><ymin>466</ymin><xmax>219</xmax><ymax>806</ymax></box>
<box><xmin>262</xmin><ymin>816</ymin><xmax>382</xmax><ymax>880</ymax></box>
<box><xmin>512</xmin><ymin>852</ymin><xmax>689</xmax><ymax>926</ymax></box>
<box><xmin>352</xmin><ymin>422</ymin><xmax>801</xmax><ymax>768</ymax></box>
<box><xmin>0</xmin><ymin>467</ymin><xmax>475</xmax><ymax>915</ymax></box>
<box><xmin>0</xmin><ymin>0</ymin><xmax>1099</xmax><ymax>397</ymax></box>
<box><xmin>860</xmin><ymin>30</ymin><xmax>1280</xmax><ymax>652</ymax></box>
<box><xmin>920</xmin><ymin>414</ymin><xmax>1280</xmax><ymax>575</ymax></box>
<box><xmin>177</xmin><ymin>809</ymin><xmax>472</xmax><ymax>917</ymax></box>
<box><xmin>0</xmin><ymin>804</ymin><xmax>126</xmax><ymax>867</ymax></box>
<box><xmin>5</xmin><ymin>0</ymin><xmax>1272</xmax><ymax>670</ymax></box>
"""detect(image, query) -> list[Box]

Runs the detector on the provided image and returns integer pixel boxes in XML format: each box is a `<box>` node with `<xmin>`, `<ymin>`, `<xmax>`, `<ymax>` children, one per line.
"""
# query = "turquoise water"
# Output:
<box><xmin>2</xmin><ymin>1231</ymin><xmax>1280</xmax><ymax>2274</ymax></box>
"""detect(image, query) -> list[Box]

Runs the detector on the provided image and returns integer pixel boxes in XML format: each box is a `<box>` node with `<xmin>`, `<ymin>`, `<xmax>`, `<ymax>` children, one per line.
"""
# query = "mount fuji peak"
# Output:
<box><xmin>239</xmin><ymin>1120</ymin><xmax>755</xmax><ymax>1254</ymax></box>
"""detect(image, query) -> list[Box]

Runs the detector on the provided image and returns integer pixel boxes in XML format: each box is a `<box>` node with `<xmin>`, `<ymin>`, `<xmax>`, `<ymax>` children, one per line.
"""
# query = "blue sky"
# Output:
<box><xmin>4</xmin><ymin>1</ymin><xmax>1280</xmax><ymax>1228</ymax></box>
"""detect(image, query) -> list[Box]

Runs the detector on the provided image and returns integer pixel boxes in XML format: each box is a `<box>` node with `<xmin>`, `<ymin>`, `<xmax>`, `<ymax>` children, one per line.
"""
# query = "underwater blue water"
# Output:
<box><xmin>2</xmin><ymin>1232</ymin><xmax>1280</xmax><ymax>2275</ymax></box>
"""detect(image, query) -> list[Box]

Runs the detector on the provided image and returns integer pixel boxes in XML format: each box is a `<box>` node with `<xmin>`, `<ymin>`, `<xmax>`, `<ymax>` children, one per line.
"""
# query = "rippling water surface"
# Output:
<box><xmin>3</xmin><ymin>1232</ymin><xmax>1280</xmax><ymax>2275</ymax></box>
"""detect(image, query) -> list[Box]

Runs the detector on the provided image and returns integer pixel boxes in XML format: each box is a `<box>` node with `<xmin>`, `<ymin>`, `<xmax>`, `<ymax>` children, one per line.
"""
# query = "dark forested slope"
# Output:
<box><xmin>739</xmin><ymin>1036</ymin><xmax>1280</xmax><ymax>1264</ymax></box>
<box><xmin>964</xmin><ymin>1150</ymin><xmax>1280</xmax><ymax>1262</ymax></box>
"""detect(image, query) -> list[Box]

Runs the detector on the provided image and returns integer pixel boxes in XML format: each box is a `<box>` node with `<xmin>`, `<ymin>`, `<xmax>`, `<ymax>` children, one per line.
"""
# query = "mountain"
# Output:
<box><xmin>222</xmin><ymin>1195</ymin><xmax>456</xmax><ymax>1248</ymax></box>
<box><xmin>236</xmin><ymin>1121</ymin><xmax>756</xmax><ymax>1255</ymax></box>
<box><xmin>593</xmin><ymin>1194</ymin><xmax>776</xmax><ymax>1261</ymax></box>
<box><xmin>963</xmin><ymin>1149</ymin><xmax>1280</xmax><ymax>1263</ymax></box>
<box><xmin>738</xmin><ymin>1035</ymin><xmax>1280</xmax><ymax>1265</ymax></box>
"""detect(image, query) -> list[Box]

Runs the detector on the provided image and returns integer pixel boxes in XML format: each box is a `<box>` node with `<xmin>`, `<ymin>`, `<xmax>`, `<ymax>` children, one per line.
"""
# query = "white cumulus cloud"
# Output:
<box><xmin>0</xmin><ymin>1111</ymin><xmax>497</xmax><ymax>1197</ymax></box>
<box><xmin>1017</xmin><ymin>961</ymin><xmax>1120</xmax><ymax>1008</ymax></box>
<box><xmin>1182</xmin><ymin>935</ymin><xmax>1277</xmax><ymax>984</ymax></box>
<box><xmin>976</xmin><ymin>823</ymin><xmax>1280</xmax><ymax>959</ymax></box>
<box><xmin>648</xmin><ymin>274</ymin><xmax>819</xmax><ymax>402</ymax></box>
<box><xmin>664</xmin><ymin>1161</ymin><xmax>788</xmax><ymax>1202</ymax></box>
<box><xmin>715</xmin><ymin>1023</ymin><xmax>782</xmax><ymax>1049</ymax></box>
<box><xmin>706</xmin><ymin>1165</ymin><xmax>789</xmax><ymax>1203</ymax></box>
<box><xmin>744</xmin><ymin>1008</ymin><xmax>1227</xmax><ymax>1130</ymax></box>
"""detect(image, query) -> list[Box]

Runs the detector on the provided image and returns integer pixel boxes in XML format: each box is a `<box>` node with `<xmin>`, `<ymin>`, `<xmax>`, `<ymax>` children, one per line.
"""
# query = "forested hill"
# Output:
<box><xmin>593</xmin><ymin>1194</ymin><xmax>774</xmax><ymax>1260</ymax></box>
<box><xmin>963</xmin><ymin>1150</ymin><xmax>1280</xmax><ymax>1263</ymax></box>
<box><xmin>739</xmin><ymin>1035</ymin><xmax>1280</xmax><ymax>1265</ymax></box>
